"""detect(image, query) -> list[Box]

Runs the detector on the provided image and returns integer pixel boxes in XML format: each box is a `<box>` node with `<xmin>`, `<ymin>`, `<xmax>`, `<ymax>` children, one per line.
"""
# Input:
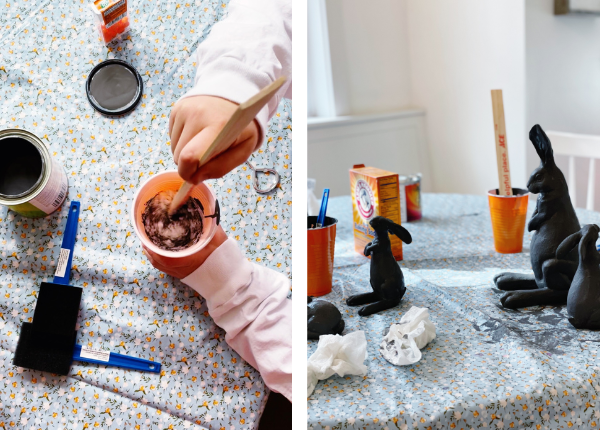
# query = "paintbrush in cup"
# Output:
<box><xmin>168</xmin><ymin>76</ymin><xmax>287</xmax><ymax>216</ymax></box>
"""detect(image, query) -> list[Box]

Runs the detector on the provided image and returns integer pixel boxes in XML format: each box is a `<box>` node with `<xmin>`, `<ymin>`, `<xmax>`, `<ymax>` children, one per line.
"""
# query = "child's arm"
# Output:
<box><xmin>142</xmin><ymin>228</ymin><xmax>292</xmax><ymax>401</ymax></box>
<box><xmin>171</xmin><ymin>0</ymin><xmax>292</xmax><ymax>184</ymax></box>
<box><xmin>182</xmin><ymin>238</ymin><xmax>292</xmax><ymax>401</ymax></box>
<box><xmin>182</xmin><ymin>0</ymin><xmax>292</xmax><ymax>138</ymax></box>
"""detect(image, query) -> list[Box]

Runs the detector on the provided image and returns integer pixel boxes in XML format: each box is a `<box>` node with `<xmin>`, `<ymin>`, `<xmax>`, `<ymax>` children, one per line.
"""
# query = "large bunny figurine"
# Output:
<box><xmin>558</xmin><ymin>224</ymin><xmax>600</xmax><ymax>329</ymax></box>
<box><xmin>346</xmin><ymin>216</ymin><xmax>412</xmax><ymax>316</ymax></box>
<box><xmin>494</xmin><ymin>125</ymin><xmax>580</xmax><ymax>309</ymax></box>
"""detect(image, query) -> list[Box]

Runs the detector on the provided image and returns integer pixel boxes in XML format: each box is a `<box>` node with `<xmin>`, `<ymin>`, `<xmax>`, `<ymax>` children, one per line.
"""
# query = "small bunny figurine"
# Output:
<box><xmin>494</xmin><ymin>125</ymin><xmax>580</xmax><ymax>309</ymax></box>
<box><xmin>559</xmin><ymin>224</ymin><xmax>600</xmax><ymax>329</ymax></box>
<box><xmin>346</xmin><ymin>216</ymin><xmax>412</xmax><ymax>316</ymax></box>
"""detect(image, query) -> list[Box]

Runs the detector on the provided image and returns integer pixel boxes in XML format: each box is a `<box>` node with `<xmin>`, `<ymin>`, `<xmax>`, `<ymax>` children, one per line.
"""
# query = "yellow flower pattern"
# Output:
<box><xmin>0</xmin><ymin>1</ymin><xmax>291</xmax><ymax>429</ymax></box>
<box><xmin>309</xmin><ymin>196</ymin><xmax>600</xmax><ymax>429</ymax></box>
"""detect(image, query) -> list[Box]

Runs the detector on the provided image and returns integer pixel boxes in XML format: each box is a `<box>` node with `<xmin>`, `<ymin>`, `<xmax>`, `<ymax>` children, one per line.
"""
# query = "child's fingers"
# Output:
<box><xmin>168</xmin><ymin>104</ymin><xmax>178</xmax><ymax>137</ymax></box>
<box><xmin>177</xmin><ymin>126</ymin><xmax>224</xmax><ymax>183</ymax></box>
<box><xmin>190</xmin><ymin>136</ymin><xmax>255</xmax><ymax>184</ymax></box>
<box><xmin>169</xmin><ymin>115</ymin><xmax>185</xmax><ymax>159</ymax></box>
<box><xmin>172</xmin><ymin>121</ymin><xmax>205</xmax><ymax>166</ymax></box>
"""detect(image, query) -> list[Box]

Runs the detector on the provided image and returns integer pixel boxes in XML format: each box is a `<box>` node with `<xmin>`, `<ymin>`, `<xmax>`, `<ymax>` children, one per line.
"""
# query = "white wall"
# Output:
<box><xmin>308</xmin><ymin>110</ymin><xmax>431</xmax><ymax>197</ymax></box>
<box><xmin>526</xmin><ymin>0</ymin><xmax>600</xmax><ymax>208</ymax></box>
<box><xmin>313</xmin><ymin>0</ymin><xmax>529</xmax><ymax>196</ymax></box>
<box><xmin>324</xmin><ymin>0</ymin><xmax>413</xmax><ymax>116</ymax></box>
<box><xmin>406</xmin><ymin>0</ymin><xmax>527</xmax><ymax>195</ymax></box>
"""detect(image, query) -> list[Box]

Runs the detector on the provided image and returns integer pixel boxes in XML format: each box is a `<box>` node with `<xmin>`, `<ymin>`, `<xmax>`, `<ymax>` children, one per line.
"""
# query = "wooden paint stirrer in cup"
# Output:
<box><xmin>491</xmin><ymin>89</ymin><xmax>512</xmax><ymax>196</ymax></box>
<box><xmin>168</xmin><ymin>76</ymin><xmax>287</xmax><ymax>216</ymax></box>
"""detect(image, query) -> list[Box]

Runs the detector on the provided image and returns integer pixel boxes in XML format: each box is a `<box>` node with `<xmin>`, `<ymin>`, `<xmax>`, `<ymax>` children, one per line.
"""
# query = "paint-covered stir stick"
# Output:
<box><xmin>491</xmin><ymin>89</ymin><xmax>512</xmax><ymax>196</ymax></box>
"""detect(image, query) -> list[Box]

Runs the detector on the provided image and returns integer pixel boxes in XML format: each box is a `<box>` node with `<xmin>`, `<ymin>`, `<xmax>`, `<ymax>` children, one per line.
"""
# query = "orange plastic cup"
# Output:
<box><xmin>307</xmin><ymin>216</ymin><xmax>337</xmax><ymax>296</ymax></box>
<box><xmin>488</xmin><ymin>188</ymin><xmax>529</xmax><ymax>254</ymax></box>
<box><xmin>131</xmin><ymin>171</ymin><xmax>219</xmax><ymax>259</ymax></box>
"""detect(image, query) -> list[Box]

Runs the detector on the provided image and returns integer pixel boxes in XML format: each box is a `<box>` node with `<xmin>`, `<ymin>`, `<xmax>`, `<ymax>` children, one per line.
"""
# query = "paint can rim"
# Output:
<box><xmin>0</xmin><ymin>129</ymin><xmax>51</xmax><ymax>205</ymax></box>
<box><xmin>85</xmin><ymin>59</ymin><xmax>143</xmax><ymax>116</ymax></box>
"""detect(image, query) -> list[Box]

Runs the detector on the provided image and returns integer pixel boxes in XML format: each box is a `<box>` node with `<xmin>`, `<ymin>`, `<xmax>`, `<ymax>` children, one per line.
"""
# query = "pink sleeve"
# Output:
<box><xmin>181</xmin><ymin>238</ymin><xmax>292</xmax><ymax>401</ymax></box>
<box><xmin>179</xmin><ymin>0</ymin><xmax>292</xmax><ymax>148</ymax></box>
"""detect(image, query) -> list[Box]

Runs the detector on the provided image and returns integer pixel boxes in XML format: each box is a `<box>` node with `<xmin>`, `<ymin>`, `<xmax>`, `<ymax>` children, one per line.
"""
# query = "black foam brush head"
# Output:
<box><xmin>13</xmin><ymin>282</ymin><xmax>82</xmax><ymax>375</ymax></box>
<box><xmin>13</xmin><ymin>322</ymin><xmax>78</xmax><ymax>375</ymax></box>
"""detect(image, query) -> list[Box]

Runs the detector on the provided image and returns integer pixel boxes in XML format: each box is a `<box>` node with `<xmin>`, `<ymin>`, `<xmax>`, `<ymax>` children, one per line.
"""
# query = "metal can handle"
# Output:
<box><xmin>246</xmin><ymin>161</ymin><xmax>280</xmax><ymax>194</ymax></box>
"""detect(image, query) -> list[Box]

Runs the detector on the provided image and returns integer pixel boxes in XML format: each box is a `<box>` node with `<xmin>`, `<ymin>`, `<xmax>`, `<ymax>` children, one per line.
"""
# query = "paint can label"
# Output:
<box><xmin>405</xmin><ymin>180</ymin><xmax>422</xmax><ymax>221</ymax></box>
<box><xmin>399</xmin><ymin>184</ymin><xmax>408</xmax><ymax>224</ymax></box>
<box><xmin>30</xmin><ymin>159</ymin><xmax>68</xmax><ymax>214</ymax></box>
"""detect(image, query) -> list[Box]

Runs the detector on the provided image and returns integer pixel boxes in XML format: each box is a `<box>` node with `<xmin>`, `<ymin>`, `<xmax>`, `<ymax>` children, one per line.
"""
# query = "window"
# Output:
<box><xmin>307</xmin><ymin>0</ymin><xmax>335</xmax><ymax>118</ymax></box>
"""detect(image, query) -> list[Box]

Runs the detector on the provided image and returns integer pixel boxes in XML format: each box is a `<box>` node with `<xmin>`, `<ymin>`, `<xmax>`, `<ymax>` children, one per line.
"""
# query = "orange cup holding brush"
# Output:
<box><xmin>131</xmin><ymin>171</ymin><xmax>219</xmax><ymax>259</ymax></box>
<box><xmin>307</xmin><ymin>216</ymin><xmax>337</xmax><ymax>296</ymax></box>
<box><xmin>488</xmin><ymin>188</ymin><xmax>529</xmax><ymax>254</ymax></box>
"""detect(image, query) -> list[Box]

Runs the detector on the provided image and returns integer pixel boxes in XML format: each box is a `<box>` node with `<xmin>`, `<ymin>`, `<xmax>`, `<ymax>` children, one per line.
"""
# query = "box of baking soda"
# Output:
<box><xmin>350</xmin><ymin>164</ymin><xmax>403</xmax><ymax>261</ymax></box>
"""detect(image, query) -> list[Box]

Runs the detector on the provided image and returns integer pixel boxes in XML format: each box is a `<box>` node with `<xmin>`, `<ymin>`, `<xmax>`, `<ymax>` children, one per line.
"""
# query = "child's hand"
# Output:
<box><xmin>169</xmin><ymin>96</ymin><xmax>260</xmax><ymax>184</ymax></box>
<box><xmin>142</xmin><ymin>225</ymin><xmax>228</xmax><ymax>279</ymax></box>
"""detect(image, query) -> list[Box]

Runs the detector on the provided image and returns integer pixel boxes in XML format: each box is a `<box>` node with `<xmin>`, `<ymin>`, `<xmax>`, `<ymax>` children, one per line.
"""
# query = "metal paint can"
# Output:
<box><xmin>0</xmin><ymin>129</ymin><xmax>69</xmax><ymax>218</ymax></box>
<box><xmin>399</xmin><ymin>173</ymin><xmax>422</xmax><ymax>221</ymax></box>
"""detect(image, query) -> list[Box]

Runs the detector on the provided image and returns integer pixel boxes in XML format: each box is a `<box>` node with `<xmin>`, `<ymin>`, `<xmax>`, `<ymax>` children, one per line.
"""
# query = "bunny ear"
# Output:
<box><xmin>580</xmin><ymin>232</ymin><xmax>589</xmax><ymax>261</ymax></box>
<box><xmin>388</xmin><ymin>222</ymin><xmax>412</xmax><ymax>244</ymax></box>
<box><xmin>529</xmin><ymin>124</ymin><xmax>554</xmax><ymax>165</ymax></box>
<box><xmin>579</xmin><ymin>225</ymin><xmax>600</xmax><ymax>261</ymax></box>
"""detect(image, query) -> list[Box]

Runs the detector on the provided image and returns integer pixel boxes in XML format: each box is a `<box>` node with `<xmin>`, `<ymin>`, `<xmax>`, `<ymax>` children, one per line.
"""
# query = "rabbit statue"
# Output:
<box><xmin>346</xmin><ymin>216</ymin><xmax>412</xmax><ymax>316</ymax></box>
<box><xmin>557</xmin><ymin>224</ymin><xmax>600</xmax><ymax>329</ymax></box>
<box><xmin>307</xmin><ymin>297</ymin><xmax>345</xmax><ymax>339</ymax></box>
<box><xmin>494</xmin><ymin>124</ymin><xmax>580</xmax><ymax>309</ymax></box>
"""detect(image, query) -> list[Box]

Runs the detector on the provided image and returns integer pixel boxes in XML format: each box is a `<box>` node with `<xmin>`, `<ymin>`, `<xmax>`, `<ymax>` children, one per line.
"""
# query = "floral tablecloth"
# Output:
<box><xmin>0</xmin><ymin>1</ymin><xmax>292</xmax><ymax>429</ymax></box>
<box><xmin>308</xmin><ymin>194</ymin><xmax>600</xmax><ymax>430</ymax></box>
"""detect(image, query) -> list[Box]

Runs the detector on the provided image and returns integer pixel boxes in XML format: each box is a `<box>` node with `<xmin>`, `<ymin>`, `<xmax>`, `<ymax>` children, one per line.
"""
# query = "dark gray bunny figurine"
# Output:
<box><xmin>494</xmin><ymin>124</ymin><xmax>580</xmax><ymax>309</ymax></box>
<box><xmin>346</xmin><ymin>216</ymin><xmax>412</xmax><ymax>316</ymax></box>
<box><xmin>307</xmin><ymin>296</ymin><xmax>345</xmax><ymax>339</ymax></box>
<box><xmin>558</xmin><ymin>224</ymin><xmax>600</xmax><ymax>329</ymax></box>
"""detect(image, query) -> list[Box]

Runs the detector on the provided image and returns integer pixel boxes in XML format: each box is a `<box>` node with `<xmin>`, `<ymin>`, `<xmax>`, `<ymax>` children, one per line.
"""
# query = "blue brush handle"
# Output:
<box><xmin>53</xmin><ymin>201</ymin><xmax>80</xmax><ymax>285</ymax></box>
<box><xmin>317</xmin><ymin>189</ymin><xmax>330</xmax><ymax>227</ymax></box>
<box><xmin>73</xmin><ymin>344</ymin><xmax>161</xmax><ymax>373</ymax></box>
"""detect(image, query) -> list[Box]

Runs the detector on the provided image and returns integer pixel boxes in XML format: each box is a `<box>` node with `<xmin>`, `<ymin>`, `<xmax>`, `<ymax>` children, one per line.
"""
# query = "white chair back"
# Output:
<box><xmin>546</xmin><ymin>131</ymin><xmax>600</xmax><ymax>210</ymax></box>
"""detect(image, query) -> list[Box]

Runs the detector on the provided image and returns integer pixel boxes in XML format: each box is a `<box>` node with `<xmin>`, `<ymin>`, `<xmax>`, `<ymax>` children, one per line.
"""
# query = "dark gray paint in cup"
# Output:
<box><xmin>89</xmin><ymin>64</ymin><xmax>139</xmax><ymax>111</ymax></box>
<box><xmin>0</xmin><ymin>137</ymin><xmax>44</xmax><ymax>197</ymax></box>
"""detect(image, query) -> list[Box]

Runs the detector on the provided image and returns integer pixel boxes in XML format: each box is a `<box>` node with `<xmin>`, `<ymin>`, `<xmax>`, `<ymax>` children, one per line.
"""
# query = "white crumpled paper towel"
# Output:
<box><xmin>307</xmin><ymin>331</ymin><xmax>368</xmax><ymax>397</ymax></box>
<box><xmin>380</xmin><ymin>306</ymin><xmax>436</xmax><ymax>366</ymax></box>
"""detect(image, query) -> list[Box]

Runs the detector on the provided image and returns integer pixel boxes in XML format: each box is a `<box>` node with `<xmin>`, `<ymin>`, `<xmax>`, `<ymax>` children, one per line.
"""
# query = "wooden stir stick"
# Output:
<box><xmin>168</xmin><ymin>76</ymin><xmax>287</xmax><ymax>216</ymax></box>
<box><xmin>491</xmin><ymin>89</ymin><xmax>512</xmax><ymax>196</ymax></box>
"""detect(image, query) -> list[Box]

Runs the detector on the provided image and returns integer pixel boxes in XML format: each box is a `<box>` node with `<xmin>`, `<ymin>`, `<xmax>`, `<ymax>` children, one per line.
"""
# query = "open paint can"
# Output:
<box><xmin>131</xmin><ymin>171</ymin><xmax>220</xmax><ymax>259</ymax></box>
<box><xmin>399</xmin><ymin>173</ymin><xmax>422</xmax><ymax>222</ymax></box>
<box><xmin>0</xmin><ymin>129</ymin><xmax>69</xmax><ymax>218</ymax></box>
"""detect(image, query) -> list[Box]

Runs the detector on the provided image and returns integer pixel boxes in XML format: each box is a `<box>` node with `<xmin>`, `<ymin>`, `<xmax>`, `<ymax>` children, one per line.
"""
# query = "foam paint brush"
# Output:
<box><xmin>491</xmin><ymin>89</ymin><xmax>513</xmax><ymax>196</ymax></box>
<box><xmin>13</xmin><ymin>201</ymin><xmax>161</xmax><ymax>374</ymax></box>
<box><xmin>316</xmin><ymin>188</ymin><xmax>330</xmax><ymax>228</ymax></box>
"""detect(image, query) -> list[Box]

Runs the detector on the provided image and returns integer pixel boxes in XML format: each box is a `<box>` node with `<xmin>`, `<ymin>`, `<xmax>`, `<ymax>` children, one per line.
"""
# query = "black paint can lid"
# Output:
<box><xmin>86</xmin><ymin>59</ymin><xmax>143</xmax><ymax>116</ymax></box>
